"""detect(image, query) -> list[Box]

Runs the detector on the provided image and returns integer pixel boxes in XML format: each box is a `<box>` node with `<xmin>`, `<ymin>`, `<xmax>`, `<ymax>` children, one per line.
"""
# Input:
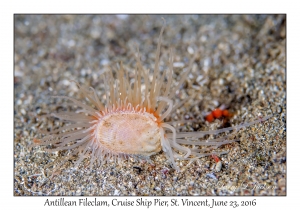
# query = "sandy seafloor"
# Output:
<box><xmin>14</xmin><ymin>15</ymin><xmax>286</xmax><ymax>196</ymax></box>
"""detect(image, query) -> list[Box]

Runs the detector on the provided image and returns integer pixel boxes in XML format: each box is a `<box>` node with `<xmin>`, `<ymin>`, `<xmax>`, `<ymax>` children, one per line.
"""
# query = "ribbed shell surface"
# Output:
<box><xmin>96</xmin><ymin>111</ymin><xmax>162</xmax><ymax>156</ymax></box>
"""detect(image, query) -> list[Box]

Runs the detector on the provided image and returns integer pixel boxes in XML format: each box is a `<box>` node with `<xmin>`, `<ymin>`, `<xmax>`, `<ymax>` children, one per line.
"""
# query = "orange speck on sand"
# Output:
<box><xmin>205</xmin><ymin>113</ymin><xmax>215</xmax><ymax>123</ymax></box>
<box><xmin>211</xmin><ymin>154</ymin><xmax>220</xmax><ymax>162</ymax></box>
<box><xmin>33</xmin><ymin>138</ymin><xmax>41</xmax><ymax>144</ymax></box>
<box><xmin>222</xmin><ymin>109</ymin><xmax>229</xmax><ymax>117</ymax></box>
<box><xmin>206</xmin><ymin>108</ymin><xmax>234</xmax><ymax>123</ymax></box>
<box><xmin>212</xmin><ymin>109</ymin><xmax>223</xmax><ymax>119</ymax></box>
<box><xmin>222</xmin><ymin>109</ymin><xmax>233</xmax><ymax>117</ymax></box>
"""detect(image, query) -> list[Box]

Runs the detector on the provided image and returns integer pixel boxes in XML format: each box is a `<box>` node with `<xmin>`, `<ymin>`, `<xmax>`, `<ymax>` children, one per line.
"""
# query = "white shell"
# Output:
<box><xmin>96</xmin><ymin>111</ymin><xmax>162</xmax><ymax>156</ymax></box>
